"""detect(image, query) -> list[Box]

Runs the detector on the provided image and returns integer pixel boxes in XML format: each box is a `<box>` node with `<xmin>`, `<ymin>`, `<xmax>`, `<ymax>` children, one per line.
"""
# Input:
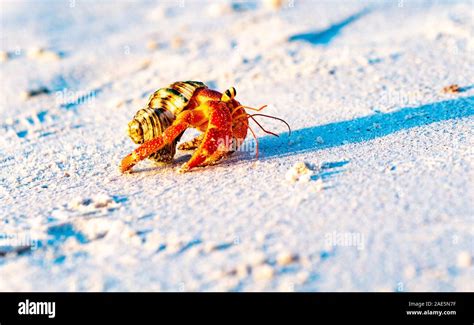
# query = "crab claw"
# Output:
<box><xmin>120</xmin><ymin>111</ymin><xmax>194</xmax><ymax>173</ymax></box>
<box><xmin>120</xmin><ymin>152</ymin><xmax>138</xmax><ymax>173</ymax></box>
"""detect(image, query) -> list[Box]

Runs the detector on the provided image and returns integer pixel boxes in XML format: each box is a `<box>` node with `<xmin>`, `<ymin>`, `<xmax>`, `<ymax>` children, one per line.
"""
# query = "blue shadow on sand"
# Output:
<box><xmin>288</xmin><ymin>8</ymin><xmax>370</xmax><ymax>46</ymax></box>
<box><xmin>256</xmin><ymin>97</ymin><xmax>473</xmax><ymax>159</ymax></box>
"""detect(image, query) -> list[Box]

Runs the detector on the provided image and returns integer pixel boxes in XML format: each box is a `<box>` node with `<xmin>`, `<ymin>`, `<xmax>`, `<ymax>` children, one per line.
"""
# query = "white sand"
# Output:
<box><xmin>0</xmin><ymin>0</ymin><xmax>473</xmax><ymax>291</ymax></box>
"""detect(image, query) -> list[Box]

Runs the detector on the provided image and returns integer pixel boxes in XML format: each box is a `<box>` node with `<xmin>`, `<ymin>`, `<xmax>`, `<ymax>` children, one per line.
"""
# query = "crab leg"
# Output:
<box><xmin>179</xmin><ymin>101</ymin><xmax>233</xmax><ymax>172</ymax></box>
<box><xmin>120</xmin><ymin>110</ymin><xmax>196</xmax><ymax>173</ymax></box>
<box><xmin>178</xmin><ymin>134</ymin><xmax>204</xmax><ymax>150</ymax></box>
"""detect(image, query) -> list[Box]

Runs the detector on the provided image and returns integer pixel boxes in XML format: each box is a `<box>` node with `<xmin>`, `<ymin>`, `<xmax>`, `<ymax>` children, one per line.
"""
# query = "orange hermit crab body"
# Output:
<box><xmin>120</xmin><ymin>81</ymin><xmax>289</xmax><ymax>173</ymax></box>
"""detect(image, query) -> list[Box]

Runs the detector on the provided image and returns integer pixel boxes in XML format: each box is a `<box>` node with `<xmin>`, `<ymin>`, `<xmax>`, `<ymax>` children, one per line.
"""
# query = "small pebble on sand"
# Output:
<box><xmin>285</xmin><ymin>161</ymin><xmax>315</xmax><ymax>183</ymax></box>
<box><xmin>457</xmin><ymin>251</ymin><xmax>471</xmax><ymax>268</ymax></box>
<box><xmin>0</xmin><ymin>50</ymin><xmax>9</xmax><ymax>62</ymax></box>
<box><xmin>93</xmin><ymin>193</ymin><xmax>114</xmax><ymax>208</ymax></box>
<box><xmin>255</xmin><ymin>231</ymin><xmax>266</xmax><ymax>243</ymax></box>
<box><xmin>207</xmin><ymin>2</ymin><xmax>233</xmax><ymax>17</ymax></box>
<box><xmin>21</xmin><ymin>87</ymin><xmax>51</xmax><ymax>100</ymax></box>
<box><xmin>253</xmin><ymin>264</ymin><xmax>274</xmax><ymax>281</ymax></box>
<box><xmin>442</xmin><ymin>84</ymin><xmax>460</xmax><ymax>94</ymax></box>
<box><xmin>276</xmin><ymin>251</ymin><xmax>298</xmax><ymax>266</ymax></box>
<box><xmin>296</xmin><ymin>271</ymin><xmax>309</xmax><ymax>283</ymax></box>
<box><xmin>110</xmin><ymin>98</ymin><xmax>125</xmax><ymax>108</ymax></box>
<box><xmin>146</xmin><ymin>40</ymin><xmax>159</xmax><ymax>50</ymax></box>
<box><xmin>139</xmin><ymin>59</ymin><xmax>151</xmax><ymax>70</ymax></box>
<box><xmin>263</xmin><ymin>0</ymin><xmax>283</xmax><ymax>10</ymax></box>
<box><xmin>27</xmin><ymin>47</ymin><xmax>60</xmax><ymax>61</ymax></box>
<box><xmin>40</xmin><ymin>51</ymin><xmax>61</xmax><ymax>61</ymax></box>
<box><xmin>246</xmin><ymin>251</ymin><xmax>267</xmax><ymax>265</ymax></box>
<box><xmin>68</xmin><ymin>194</ymin><xmax>118</xmax><ymax>214</ymax></box>
<box><xmin>27</xmin><ymin>47</ymin><xmax>43</xmax><ymax>58</ymax></box>
<box><xmin>70</xmin><ymin>197</ymin><xmax>92</xmax><ymax>209</ymax></box>
<box><xmin>171</xmin><ymin>37</ymin><xmax>184</xmax><ymax>49</ymax></box>
<box><xmin>75</xmin><ymin>218</ymin><xmax>110</xmax><ymax>241</ymax></box>
<box><xmin>236</xmin><ymin>264</ymin><xmax>249</xmax><ymax>278</ymax></box>
<box><xmin>278</xmin><ymin>280</ymin><xmax>295</xmax><ymax>292</ymax></box>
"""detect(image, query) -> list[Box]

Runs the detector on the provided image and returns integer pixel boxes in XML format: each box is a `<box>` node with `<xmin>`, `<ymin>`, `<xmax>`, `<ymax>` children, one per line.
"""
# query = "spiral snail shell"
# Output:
<box><xmin>127</xmin><ymin>81</ymin><xmax>207</xmax><ymax>162</ymax></box>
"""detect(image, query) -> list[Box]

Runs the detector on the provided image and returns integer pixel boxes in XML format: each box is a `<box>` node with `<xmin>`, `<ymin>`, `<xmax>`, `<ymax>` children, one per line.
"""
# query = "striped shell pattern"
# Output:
<box><xmin>127</xmin><ymin>81</ymin><xmax>207</xmax><ymax>163</ymax></box>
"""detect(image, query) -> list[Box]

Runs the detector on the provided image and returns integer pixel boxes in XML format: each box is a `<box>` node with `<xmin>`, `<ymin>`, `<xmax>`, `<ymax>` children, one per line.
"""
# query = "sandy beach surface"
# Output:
<box><xmin>0</xmin><ymin>0</ymin><xmax>473</xmax><ymax>291</ymax></box>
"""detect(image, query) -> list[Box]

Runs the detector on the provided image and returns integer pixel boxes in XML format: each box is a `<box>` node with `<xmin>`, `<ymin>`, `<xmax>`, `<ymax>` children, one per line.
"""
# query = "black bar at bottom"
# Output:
<box><xmin>0</xmin><ymin>292</ymin><xmax>471</xmax><ymax>321</ymax></box>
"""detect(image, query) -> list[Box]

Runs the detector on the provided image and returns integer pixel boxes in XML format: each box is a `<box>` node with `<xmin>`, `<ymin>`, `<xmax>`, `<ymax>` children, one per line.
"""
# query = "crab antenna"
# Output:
<box><xmin>231</xmin><ymin>104</ymin><xmax>267</xmax><ymax>116</ymax></box>
<box><xmin>247</xmin><ymin>125</ymin><xmax>259</xmax><ymax>159</ymax></box>
<box><xmin>243</xmin><ymin>104</ymin><xmax>267</xmax><ymax>111</ymax></box>
<box><xmin>249</xmin><ymin>113</ymin><xmax>292</xmax><ymax>137</ymax></box>
<box><xmin>248</xmin><ymin>115</ymin><xmax>279</xmax><ymax>137</ymax></box>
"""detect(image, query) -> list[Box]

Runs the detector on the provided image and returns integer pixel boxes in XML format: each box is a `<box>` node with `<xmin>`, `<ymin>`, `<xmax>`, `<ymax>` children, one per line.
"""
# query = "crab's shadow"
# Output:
<box><xmin>132</xmin><ymin>97</ymin><xmax>472</xmax><ymax>173</ymax></box>
<box><xmin>288</xmin><ymin>8</ymin><xmax>371</xmax><ymax>46</ymax></box>
<box><xmin>245</xmin><ymin>97</ymin><xmax>473</xmax><ymax>161</ymax></box>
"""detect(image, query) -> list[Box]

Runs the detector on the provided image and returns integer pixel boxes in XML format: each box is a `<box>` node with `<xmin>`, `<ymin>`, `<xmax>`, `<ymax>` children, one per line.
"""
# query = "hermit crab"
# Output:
<box><xmin>120</xmin><ymin>81</ymin><xmax>290</xmax><ymax>173</ymax></box>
